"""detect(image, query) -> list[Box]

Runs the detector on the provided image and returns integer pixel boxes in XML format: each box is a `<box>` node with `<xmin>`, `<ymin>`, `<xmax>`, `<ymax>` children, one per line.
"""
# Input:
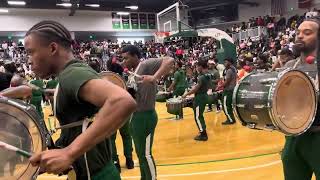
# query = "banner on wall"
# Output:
<box><xmin>112</xmin><ymin>12</ymin><xmax>156</xmax><ymax>30</ymax></box>
<box><xmin>112</xmin><ymin>12</ymin><xmax>121</xmax><ymax>29</ymax></box>
<box><xmin>122</xmin><ymin>15</ymin><xmax>130</xmax><ymax>29</ymax></box>
<box><xmin>131</xmin><ymin>13</ymin><xmax>139</xmax><ymax>29</ymax></box>
<box><xmin>148</xmin><ymin>14</ymin><xmax>156</xmax><ymax>29</ymax></box>
<box><xmin>139</xmin><ymin>14</ymin><xmax>148</xmax><ymax>29</ymax></box>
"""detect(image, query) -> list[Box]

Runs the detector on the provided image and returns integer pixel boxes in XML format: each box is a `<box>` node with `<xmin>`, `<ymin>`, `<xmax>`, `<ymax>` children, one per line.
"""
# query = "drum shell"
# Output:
<box><xmin>233</xmin><ymin>69</ymin><xmax>317</xmax><ymax>135</ymax></box>
<box><xmin>0</xmin><ymin>97</ymin><xmax>46</xmax><ymax>179</ymax></box>
<box><xmin>233</xmin><ymin>72</ymin><xmax>277</xmax><ymax>130</ymax></box>
<box><xmin>99</xmin><ymin>71</ymin><xmax>126</xmax><ymax>89</ymax></box>
<box><xmin>166</xmin><ymin>99</ymin><xmax>183</xmax><ymax>115</ymax></box>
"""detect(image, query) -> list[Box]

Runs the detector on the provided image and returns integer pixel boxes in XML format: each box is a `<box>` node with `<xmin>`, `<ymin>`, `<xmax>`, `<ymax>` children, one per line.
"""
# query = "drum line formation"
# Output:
<box><xmin>1</xmin><ymin>17</ymin><xmax>320</xmax><ymax>180</ymax></box>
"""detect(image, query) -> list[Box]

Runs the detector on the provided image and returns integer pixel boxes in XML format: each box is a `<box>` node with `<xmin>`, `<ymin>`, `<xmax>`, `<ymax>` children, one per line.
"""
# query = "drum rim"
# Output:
<box><xmin>0</xmin><ymin>97</ymin><xmax>46</xmax><ymax>179</ymax></box>
<box><xmin>99</xmin><ymin>71</ymin><xmax>126</xmax><ymax>89</ymax></box>
<box><xmin>270</xmin><ymin>69</ymin><xmax>317</xmax><ymax>135</ymax></box>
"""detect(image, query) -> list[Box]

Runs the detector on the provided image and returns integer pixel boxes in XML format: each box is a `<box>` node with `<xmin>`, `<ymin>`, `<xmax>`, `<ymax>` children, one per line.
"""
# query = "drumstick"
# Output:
<box><xmin>128</xmin><ymin>71</ymin><xmax>142</xmax><ymax>78</ymax></box>
<box><xmin>0</xmin><ymin>141</ymin><xmax>32</xmax><ymax>158</ymax></box>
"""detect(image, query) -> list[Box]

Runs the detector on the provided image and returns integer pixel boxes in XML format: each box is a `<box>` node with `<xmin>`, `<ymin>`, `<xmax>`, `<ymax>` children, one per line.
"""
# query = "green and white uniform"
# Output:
<box><xmin>55</xmin><ymin>60</ymin><xmax>120</xmax><ymax>180</ymax></box>
<box><xmin>30</xmin><ymin>79</ymin><xmax>44</xmax><ymax>118</ymax></box>
<box><xmin>208</xmin><ymin>68</ymin><xmax>220</xmax><ymax>107</ymax></box>
<box><xmin>128</xmin><ymin>58</ymin><xmax>163</xmax><ymax>180</ymax></box>
<box><xmin>222</xmin><ymin>66</ymin><xmax>237</xmax><ymax>123</ymax></box>
<box><xmin>173</xmin><ymin>69</ymin><xmax>187</xmax><ymax>97</ymax></box>
<box><xmin>193</xmin><ymin>73</ymin><xmax>211</xmax><ymax>132</ymax></box>
<box><xmin>111</xmin><ymin>117</ymin><xmax>133</xmax><ymax>163</ymax></box>
<box><xmin>282</xmin><ymin>58</ymin><xmax>320</xmax><ymax>180</ymax></box>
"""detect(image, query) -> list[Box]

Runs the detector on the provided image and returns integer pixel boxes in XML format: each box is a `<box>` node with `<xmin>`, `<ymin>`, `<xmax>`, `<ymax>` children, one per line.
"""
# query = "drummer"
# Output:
<box><xmin>280</xmin><ymin>17</ymin><xmax>320</xmax><ymax>180</ymax></box>
<box><xmin>207</xmin><ymin>60</ymin><xmax>221</xmax><ymax>112</ymax></box>
<box><xmin>168</xmin><ymin>61</ymin><xmax>187</xmax><ymax>119</ymax></box>
<box><xmin>105</xmin><ymin>58</ymin><xmax>135</xmax><ymax>173</ymax></box>
<box><xmin>122</xmin><ymin>45</ymin><xmax>174</xmax><ymax>180</ymax></box>
<box><xmin>22</xmin><ymin>20</ymin><xmax>137</xmax><ymax>179</ymax></box>
<box><xmin>182</xmin><ymin>60</ymin><xmax>211</xmax><ymax>141</ymax></box>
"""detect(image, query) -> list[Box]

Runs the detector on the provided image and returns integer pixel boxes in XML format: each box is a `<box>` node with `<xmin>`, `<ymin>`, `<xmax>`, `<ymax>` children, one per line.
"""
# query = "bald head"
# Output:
<box><xmin>295</xmin><ymin>20</ymin><xmax>319</xmax><ymax>55</ymax></box>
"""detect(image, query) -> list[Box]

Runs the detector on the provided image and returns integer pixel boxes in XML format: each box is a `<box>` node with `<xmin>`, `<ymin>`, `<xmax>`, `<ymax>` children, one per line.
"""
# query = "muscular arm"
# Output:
<box><xmin>184</xmin><ymin>83</ymin><xmax>200</xmax><ymax>97</ymax></box>
<box><xmin>66</xmin><ymin>79</ymin><xmax>137</xmax><ymax>161</ymax></box>
<box><xmin>154</xmin><ymin>57</ymin><xmax>174</xmax><ymax>80</ymax></box>
<box><xmin>0</xmin><ymin>85</ymin><xmax>32</xmax><ymax>99</ymax></box>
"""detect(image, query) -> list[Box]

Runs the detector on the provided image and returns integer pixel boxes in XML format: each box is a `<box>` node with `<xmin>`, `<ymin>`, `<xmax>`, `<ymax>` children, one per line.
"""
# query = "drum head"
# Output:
<box><xmin>0</xmin><ymin>98</ymin><xmax>45</xmax><ymax>180</ymax></box>
<box><xmin>100</xmin><ymin>71</ymin><xmax>126</xmax><ymax>89</ymax></box>
<box><xmin>272</xmin><ymin>70</ymin><xmax>317</xmax><ymax>135</ymax></box>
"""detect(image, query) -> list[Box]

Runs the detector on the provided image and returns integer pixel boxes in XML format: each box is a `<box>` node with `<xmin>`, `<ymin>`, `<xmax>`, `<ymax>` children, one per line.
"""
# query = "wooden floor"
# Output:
<box><xmin>37</xmin><ymin>102</ymin><xmax>288</xmax><ymax>180</ymax></box>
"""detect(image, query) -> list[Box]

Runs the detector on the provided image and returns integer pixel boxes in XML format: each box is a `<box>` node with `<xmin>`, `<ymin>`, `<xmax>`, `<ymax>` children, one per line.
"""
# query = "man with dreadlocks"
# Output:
<box><xmin>280</xmin><ymin>17</ymin><xmax>320</xmax><ymax>180</ymax></box>
<box><xmin>23</xmin><ymin>20</ymin><xmax>137</xmax><ymax>179</ymax></box>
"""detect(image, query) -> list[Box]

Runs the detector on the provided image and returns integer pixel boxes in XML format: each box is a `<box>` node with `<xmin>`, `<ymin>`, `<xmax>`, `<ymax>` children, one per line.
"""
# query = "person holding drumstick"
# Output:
<box><xmin>21</xmin><ymin>20</ymin><xmax>136</xmax><ymax>179</ymax></box>
<box><xmin>121</xmin><ymin>45</ymin><xmax>174</xmax><ymax>180</ymax></box>
<box><xmin>168</xmin><ymin>61</ymin><xmax>187</xmax><ymax>119</ymax></box>
<box><xmin>182</xmin><ymin>60</ymin><xmax>211</xmax><ymax>141</ymax></box>
<box><xmin>280</xmin><ymin>17</ymin><xmax>320</xmax><ymax>180</ymax></box>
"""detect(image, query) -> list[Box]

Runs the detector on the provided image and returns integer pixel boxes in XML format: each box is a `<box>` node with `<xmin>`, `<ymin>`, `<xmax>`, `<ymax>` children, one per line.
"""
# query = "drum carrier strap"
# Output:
<box><xmin>54</xmin><ymin>84</ymin><xmax>92</xmax><ymax>180</ymax></box>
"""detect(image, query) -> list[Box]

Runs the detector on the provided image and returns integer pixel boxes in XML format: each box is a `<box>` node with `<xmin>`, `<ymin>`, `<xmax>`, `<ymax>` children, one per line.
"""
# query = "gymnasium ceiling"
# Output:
<box><xmin>0</xmin><ymin>0</ymin><xmax>258</xmax><ymax>13</ymax></box>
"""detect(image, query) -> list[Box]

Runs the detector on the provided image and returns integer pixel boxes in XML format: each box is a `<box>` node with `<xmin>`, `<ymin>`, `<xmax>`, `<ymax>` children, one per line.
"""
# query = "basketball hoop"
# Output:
<box><xmin>154</xmin><ymin>32</ymin><xmax>170</xmax><ymax>43</ymax></box>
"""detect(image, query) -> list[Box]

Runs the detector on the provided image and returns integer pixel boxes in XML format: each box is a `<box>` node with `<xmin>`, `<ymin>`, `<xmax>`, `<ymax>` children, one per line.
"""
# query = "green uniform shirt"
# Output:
<box><xmin>46</xmin><ymin>78</ymin><xmax>58</xmax><ymax>89</ymax></box>
<box><xmin>55</xmin><ymin>60</ymin><xmax>112</xmax><ymax>178</ymax></box>
<box><xmin>196</xmin><ymin>73</ymin><xmax>212</xmax><ymax>95</ymax></box>
<box><xmin>174</xmin><ymin>69</ymin><xmax>187</xmax><ymax>89</ymax></box>
<box><xmin>208</xmin><ymin>69</ymin><xmax>220</xmax><ymax>90</ymax></box>
<box><xmin>30</xmin><ymin>79</ymin><xmax>44</xmax><ymax>97</ymax></box>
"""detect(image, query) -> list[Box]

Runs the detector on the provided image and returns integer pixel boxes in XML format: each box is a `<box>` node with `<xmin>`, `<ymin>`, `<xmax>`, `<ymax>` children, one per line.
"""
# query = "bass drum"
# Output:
<box><xmin>233</xmin><ymin>69</ymin><xmax>317</xmax><ymax>136</ymax></box>
<box><xmin>0</xmin><ymin>97</ymin><xmax>47</xmax><ymax>180</ymax></box>
<box><xmin>100</xmin><ymin>71</ymin><xmax>126</xmax><ymax>89</ymax></box>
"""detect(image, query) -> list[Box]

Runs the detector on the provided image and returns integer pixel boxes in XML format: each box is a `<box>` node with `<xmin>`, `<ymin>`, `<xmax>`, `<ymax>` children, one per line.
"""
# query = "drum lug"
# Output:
<box><xmin>247</xmin><ymin>123</ymin><xmax>257</xmax><ymax>129</ymax></box>
<box><xmin>236</xmin><ymin>104</ymin><xmax>245</xmax><ymax>108</ymax></box>
<box><xmin>254</xmin><ymin>104</ymin><xmax>265</xmax><ymax>109</ymax></box>
<box><xmin>264</xmin><ymin>124</ymin><xmax>276</xmax><ymax>131</ymax></box>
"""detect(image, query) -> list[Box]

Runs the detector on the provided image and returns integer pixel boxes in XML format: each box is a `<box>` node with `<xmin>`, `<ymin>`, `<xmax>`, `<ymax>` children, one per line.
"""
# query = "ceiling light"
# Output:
<box><xmin>57</xmin><ymin>3</ymin><xmax>79</xmax><ymax>7</ymax></box>
<box><xmin>7</xmin><ymin>1</ymin><xmax>26</xmax><ymax>6</ymax></box>
<box><xmin>117</xmin><ymin>12</ymin><xmax>130</xmax><ymax>15</ymax></box>
<box><xmin>125</xmin><ymin>5</ymin><xmax>138</xmax><ymax>10</ymax></box>
<box><xmin>0</xmin><ymin>9</ymin><xmax>9</xmax><ymax>13</ymax></box>
<box><xmin>85</xmin><ymin>4</ymin><xmax>100</xmax><ymax>8</ymax></box>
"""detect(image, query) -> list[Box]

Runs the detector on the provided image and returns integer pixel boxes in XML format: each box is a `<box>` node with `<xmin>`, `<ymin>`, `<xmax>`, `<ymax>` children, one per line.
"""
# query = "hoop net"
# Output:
<box><xmin>154</xmin><ymin>32</ymin><xmax>170</xmax><ymax>43</ymax></box>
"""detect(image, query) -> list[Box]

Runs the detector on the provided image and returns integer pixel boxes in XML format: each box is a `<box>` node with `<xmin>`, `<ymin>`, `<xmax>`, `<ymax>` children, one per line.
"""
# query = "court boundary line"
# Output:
<box><xmin>121</xmin><ymin>160</ymin><xmax>281</xmax><ymax>179</ymax></box>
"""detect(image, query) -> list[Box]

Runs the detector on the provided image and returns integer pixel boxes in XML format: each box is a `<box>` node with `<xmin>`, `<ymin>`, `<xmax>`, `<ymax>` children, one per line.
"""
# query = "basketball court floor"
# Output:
<box><xmin>37</xmin><ymin>102</ymin><xmax>290</xmax><ymax>180</ymax></box>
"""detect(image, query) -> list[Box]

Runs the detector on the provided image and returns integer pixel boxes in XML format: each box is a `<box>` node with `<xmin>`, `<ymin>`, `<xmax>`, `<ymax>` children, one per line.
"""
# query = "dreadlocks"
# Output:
<box><xmin>26</xmin><ymin>20</ymin><xmax>73</xmax><ymax>50</ymax></box>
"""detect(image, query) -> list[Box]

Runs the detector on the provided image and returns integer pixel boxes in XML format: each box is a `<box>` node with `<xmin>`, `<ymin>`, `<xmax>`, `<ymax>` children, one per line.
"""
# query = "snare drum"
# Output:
<box><xmin>100</xmin><ymin>71</ymin><xmax>126</xmax><ymax>89</ymax></box>
<box><xmin>166</xmin><ymin>98</ymin><xmax>183</xmax><ymax>115</ymax></box>
<box><xmin>0</xmin><ymin>97</ymin><xmax>47</xmax><ymax>180</ymax></box>
<box><xmin>156</xmin><ymin>91</ymin><xmax>172</xmax><ymax>102</ymax></box>
<box><xmin>233</xmin><ymin>69</ymin><xmax>317</xmax><ymax>135</ymax></box>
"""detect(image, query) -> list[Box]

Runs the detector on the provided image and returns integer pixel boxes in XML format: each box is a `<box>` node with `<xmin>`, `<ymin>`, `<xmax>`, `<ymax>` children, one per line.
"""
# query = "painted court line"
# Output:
<box><xmin>121</xmin><ymin>160</ymin><xmax>281</xmax><ymax>179</ymax></box>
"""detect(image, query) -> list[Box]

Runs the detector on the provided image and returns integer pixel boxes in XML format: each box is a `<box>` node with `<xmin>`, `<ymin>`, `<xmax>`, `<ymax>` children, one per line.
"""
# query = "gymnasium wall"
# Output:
<box><xmin>0</xmin><ymin>8</ymin><xmax>156</xmax><ymax>33</ymax></box>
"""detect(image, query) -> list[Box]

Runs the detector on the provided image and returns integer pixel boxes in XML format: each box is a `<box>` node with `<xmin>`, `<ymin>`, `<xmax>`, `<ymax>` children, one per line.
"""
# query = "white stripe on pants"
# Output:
<box><xmin>145</xmin><ymin>134</ymin><xmax>156</xmax><ymax>180</ymax></box>
<box><xmin>223</xmin><ymin>95</ymin><xmax>233</xmax><ymax>122</ymax></box>
<box><xmin>195</xmin><ymin>106</ymin><xmax>203</xmax><ymax>132</ymax></box>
